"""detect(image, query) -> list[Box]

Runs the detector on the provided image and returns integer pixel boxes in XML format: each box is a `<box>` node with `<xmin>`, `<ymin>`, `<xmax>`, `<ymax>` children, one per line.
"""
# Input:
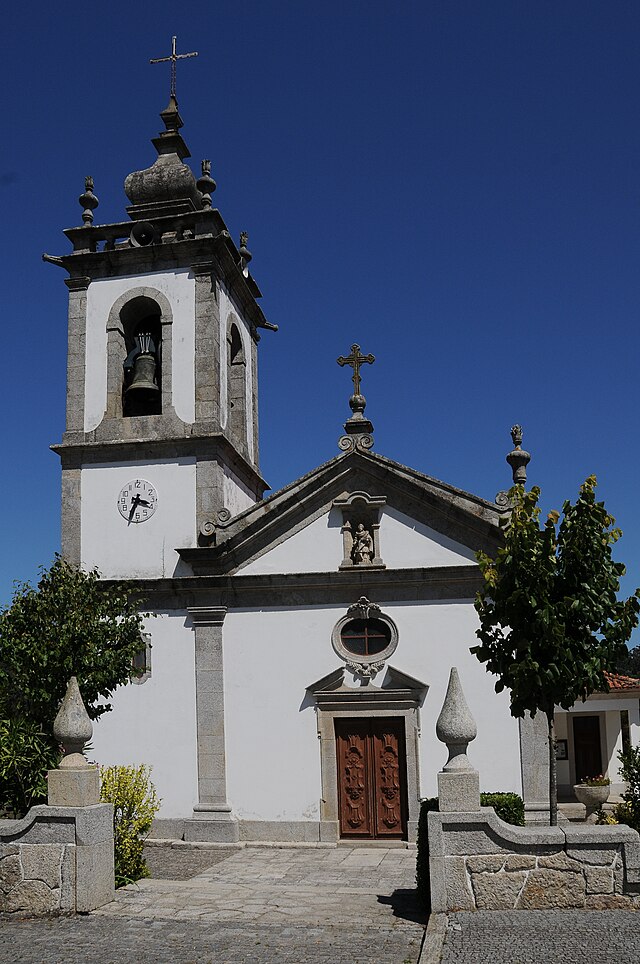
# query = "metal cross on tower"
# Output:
<box><xmin>150</xmin><ymin>36</ymin><xmax>198</xmax><ymax>99</ymax></box>
<box><xmin>337</xmin><ymin>344</ymin><xmax>375</xmax><ymax>396</ymax></box>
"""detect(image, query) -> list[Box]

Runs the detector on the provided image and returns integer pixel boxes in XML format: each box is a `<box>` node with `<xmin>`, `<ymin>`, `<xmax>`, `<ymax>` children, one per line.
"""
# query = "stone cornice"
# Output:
<box><xmin>102</xmin><ymin>564</ymin><xmax>483</xmax><ymax>609</ymax></box>
<box><xmin>187</xmin><ymin>606</ymin><xmax>227</xmax><ymax>627</ymax></box>
<box><xmin>44</xmin><ymin>231</ymin><xmax>272</xmax><ymax>332</ymax></box>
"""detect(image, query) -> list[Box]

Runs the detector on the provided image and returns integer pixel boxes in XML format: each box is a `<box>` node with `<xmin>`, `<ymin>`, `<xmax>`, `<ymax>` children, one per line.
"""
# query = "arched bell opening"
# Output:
<box><xmin>121</xmin><ymin>297</ymin><xmax>163</xmax><ymax>417</ymax></box>
<box><xmin>227</xmin><ymin>320</ymin><xmax>246</xmax><ymax>445</ymax></box>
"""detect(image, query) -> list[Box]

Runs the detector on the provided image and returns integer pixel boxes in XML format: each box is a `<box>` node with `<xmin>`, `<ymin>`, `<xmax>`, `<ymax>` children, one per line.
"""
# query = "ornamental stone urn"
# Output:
<box><xmin>573</xmin><ymin>783</ymin><xmax>610</xmax><ymax>822</ymax></box>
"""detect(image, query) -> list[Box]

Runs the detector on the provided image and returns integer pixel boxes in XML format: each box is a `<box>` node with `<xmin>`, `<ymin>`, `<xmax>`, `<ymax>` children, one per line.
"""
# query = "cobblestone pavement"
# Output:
<box><xmin>143</xmin><ymin>843</ymin><xmax>236</xmax><ymax>880</ymax></box>
<box><xmin>0</xmin><ymin>845</ymin><xmax>425</xmax><ymax>964</ymax></box>
<box><xmin>440</xmin><ymin>909</ymin><xmax>640</xmax><ymax>964</ymax></box>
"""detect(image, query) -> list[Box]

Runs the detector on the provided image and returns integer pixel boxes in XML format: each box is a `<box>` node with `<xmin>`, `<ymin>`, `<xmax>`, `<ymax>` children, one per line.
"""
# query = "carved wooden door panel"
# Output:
<box><xmin>335</xmin><ymin>718</ymin><xmax>407</xmax><ymax>839</ymax></box>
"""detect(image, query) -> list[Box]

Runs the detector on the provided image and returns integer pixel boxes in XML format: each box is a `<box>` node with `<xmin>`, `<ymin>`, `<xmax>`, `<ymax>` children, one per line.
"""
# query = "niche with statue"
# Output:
<box><xmin>333</xmin><ymin>491</ymin><xmax>386</xmax><ymax>569</ymax></box>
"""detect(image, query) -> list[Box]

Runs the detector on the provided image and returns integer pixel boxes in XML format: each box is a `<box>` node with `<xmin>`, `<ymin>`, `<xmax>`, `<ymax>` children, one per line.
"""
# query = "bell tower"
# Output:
<box><xmin>47</xmin><ymin>90</ymin><xmax>276</xmax><ymax>580</ymax></box>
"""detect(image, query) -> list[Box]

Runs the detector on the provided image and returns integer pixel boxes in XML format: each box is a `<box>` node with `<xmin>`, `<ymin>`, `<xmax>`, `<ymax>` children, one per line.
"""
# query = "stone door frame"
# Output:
<box><xmin>307</xmin><ymin>667</ymin><xmax>427</xmax><ymax>843</ymax></box>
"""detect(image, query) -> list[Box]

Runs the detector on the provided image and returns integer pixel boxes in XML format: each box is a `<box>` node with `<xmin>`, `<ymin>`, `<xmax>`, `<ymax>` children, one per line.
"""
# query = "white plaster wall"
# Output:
<box><xmin>218</xmin><ymin>282</ymin><xmax>255</xmax><ymax>460</ymax></box>
<box><xmin>382</xmin><ymin>506</ymin><xmax>477</xmax><ymax>568</ymax></box>
<box><xmin>223</xmin><ymin>466</ymin><xmax>257</xmax><ymax>516</ymax></box>
<box><xmin>223</xmin><ymin>600</ymin><xmax>520</xmax><ymax>821</ymax></box>
<box><xmin>91</xmin><ymin>611</ymin><xmax>198</xmax><ymax>818</ymax></box>
<box><xmin>81</xmin><ymin>458</ymin><xmax>196</xmax><ymax>578</ymax></box>
<box><xmin>84</xmin><ymin>269</ymin><xmax>195</xmax><ymax>431</ymax></box>
<box><xmin>239</xmin><ymin>506</ymin><xmax>477</xmax><ymax>576</ymax></box>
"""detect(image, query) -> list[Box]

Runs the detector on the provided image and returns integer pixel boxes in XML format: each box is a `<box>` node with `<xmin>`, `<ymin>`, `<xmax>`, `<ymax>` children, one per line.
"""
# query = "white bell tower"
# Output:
<box><xmin>47</xmin><ymin>91</ymin><xmax>276</xmax><ymax>580</ymax></box>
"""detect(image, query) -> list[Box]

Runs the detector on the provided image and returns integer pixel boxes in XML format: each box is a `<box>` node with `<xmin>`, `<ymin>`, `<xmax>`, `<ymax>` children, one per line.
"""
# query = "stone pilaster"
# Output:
<box><xmin>519</xmin><ymin>712</ymin><xmax>551</xmax><ymax>824</ymax></box>
<box><xmin>193</xmin><ymin>262</ymin><xmax>221</xmax><ymax>424</ymax></box>
<box><xmin>64</xmin><ymin>277</ymin><xmax>91</xmax><ymax>434</ymax></box>
<box><xmin>60</xmin><ymin>453</ymin><xmax>82</xmax><ymax>567</ymax></box>
<box><xmin>184</xmin><ymin>606</ymin><xmax>238</xmax><ymax>842</ymax></box>
<box><xmin>195</xmin><ymin>458</ymin><xmax>225</xmax><ymax>541</ymax></box>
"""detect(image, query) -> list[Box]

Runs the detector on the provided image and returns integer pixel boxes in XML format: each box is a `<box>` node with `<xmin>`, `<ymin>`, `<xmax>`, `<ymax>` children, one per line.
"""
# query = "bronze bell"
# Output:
<box><xmin>124</xmin><ymin>352</ymin><xmax>160</xmax><ymax>415</ymax></box>
<box><xmin>125</xmin><ymin>351</ymin><xmax>160</xmax><ymax>402</ymax></box>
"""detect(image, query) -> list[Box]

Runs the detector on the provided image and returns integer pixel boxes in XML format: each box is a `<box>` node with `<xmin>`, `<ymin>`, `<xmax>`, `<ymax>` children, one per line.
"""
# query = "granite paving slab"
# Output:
<box><xmin>0</xmin><ymin>845</ymin><xmax>425</xmax><ymax>964</ymax></box>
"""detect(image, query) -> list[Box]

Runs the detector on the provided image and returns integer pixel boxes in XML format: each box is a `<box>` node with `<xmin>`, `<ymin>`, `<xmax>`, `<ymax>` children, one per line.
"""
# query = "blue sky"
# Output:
<box><xmin>3</xmin><ymin>2</ymin><xmax>640</xmax><ymax>645</ymax></box>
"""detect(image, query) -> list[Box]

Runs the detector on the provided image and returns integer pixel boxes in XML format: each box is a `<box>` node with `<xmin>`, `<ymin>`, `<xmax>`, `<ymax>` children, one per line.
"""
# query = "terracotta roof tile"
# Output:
<box><xmin>603</xmin><ymin>671</ymin><xmax>640</xmax><ymax>691</ymax></box>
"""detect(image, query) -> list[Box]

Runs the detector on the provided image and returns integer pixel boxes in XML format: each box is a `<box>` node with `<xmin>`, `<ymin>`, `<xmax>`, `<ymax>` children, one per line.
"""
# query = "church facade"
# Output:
<box><xmin>47</xmin><ymin>93</ymin><xmax>637</xmax><ymax>842</ymax></box>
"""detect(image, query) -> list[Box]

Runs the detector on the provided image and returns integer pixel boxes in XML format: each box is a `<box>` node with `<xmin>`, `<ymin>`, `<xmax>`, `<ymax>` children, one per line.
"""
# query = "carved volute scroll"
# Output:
<box><xmin>333</xmin><ymin>491</ymin><xmax>386</xmax><ymax>570</ymax></box>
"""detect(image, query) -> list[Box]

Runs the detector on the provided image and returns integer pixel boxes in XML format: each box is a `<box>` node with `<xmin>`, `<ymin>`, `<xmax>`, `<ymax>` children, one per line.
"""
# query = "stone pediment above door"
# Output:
<box><xmin>306</xmin><ymin>665</ymin><xmax>429</xmax><ymax>710</ymax></box>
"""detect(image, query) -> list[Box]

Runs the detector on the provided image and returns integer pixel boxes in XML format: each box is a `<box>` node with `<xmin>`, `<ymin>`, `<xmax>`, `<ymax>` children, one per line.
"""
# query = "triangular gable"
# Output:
<box><xmin>179</xmin><ymin>449</ymin><xmax>502</xmax><ymax>576</ymax></box>
<box><xmin>237</xmin><ymin>503</ymin><xmax>478</xmax><ymax>575</ymax></box>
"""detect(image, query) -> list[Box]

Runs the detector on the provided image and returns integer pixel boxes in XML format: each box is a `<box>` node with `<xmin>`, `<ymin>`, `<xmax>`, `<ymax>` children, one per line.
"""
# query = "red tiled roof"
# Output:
<box><xmin>603</xmin><ymin>671</ymin><xmax>640</xmax><ymax>691</ymax></box>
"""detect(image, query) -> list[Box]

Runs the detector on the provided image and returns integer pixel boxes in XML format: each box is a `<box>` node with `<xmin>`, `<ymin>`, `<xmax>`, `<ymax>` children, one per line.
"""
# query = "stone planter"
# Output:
<box><xmin>573</xmin><ymin>784</ymin><xmax>610</xmax><ymax>822</ymax></box>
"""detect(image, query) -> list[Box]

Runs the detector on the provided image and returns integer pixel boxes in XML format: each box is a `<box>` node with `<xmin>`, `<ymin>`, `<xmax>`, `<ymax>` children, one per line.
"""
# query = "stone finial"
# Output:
<box><xmin>337</xmin><ymin>344</ymin><xmax>376</xmax><ymax>453</ymax></box>
<box><xmin>197</xmin><ymin>159</ymin><xmax>216</xmax><ymax>209</ymax></box>
<box><xmin>239</xmin><ymin>231</ymin><xmax>252</xmax><ymax>277</ymax></box>
<box><xmin>436</xmin><ymin>667</ymin><xmax>477</xmax><ymax>772</ymax></box>
<box><xmin>506</xmin><ymin>423</ymin><xmax>531</xmax><ymax>486</ymax></box>
<box><xmin>53</xmin><ymin>677</ymin><xmax>93</xmax><ymax>769</ymax></box>
<box><xmin>78</xmin><ymin>176</ymin><xmax>99</xmax><ymax>225</ymax></box>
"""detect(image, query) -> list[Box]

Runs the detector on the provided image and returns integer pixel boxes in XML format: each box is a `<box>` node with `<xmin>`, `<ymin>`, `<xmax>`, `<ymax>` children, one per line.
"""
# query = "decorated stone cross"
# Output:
<box><xmin>337</xmin><ymin>344</ymin><xmax>375</xmax><ymax>397</ymax></box>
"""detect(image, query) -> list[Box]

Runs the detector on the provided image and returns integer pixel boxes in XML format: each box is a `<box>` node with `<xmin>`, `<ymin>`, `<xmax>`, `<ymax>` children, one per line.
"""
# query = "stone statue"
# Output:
<box><xmin>351</xmin><ymin>523</ymin><xmax>373</xmax><ymax>565</ymax></box>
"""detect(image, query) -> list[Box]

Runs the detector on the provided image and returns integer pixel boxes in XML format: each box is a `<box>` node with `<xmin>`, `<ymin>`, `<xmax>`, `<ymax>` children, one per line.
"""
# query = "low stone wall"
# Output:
<box><xmin>428</xmin><ymin>807</ymin><xmax>640</xmax><ymax>912</ymax></box>
<box><xmin>0</xmin><ymin>803</ymin><xmax>114</xmax><ymax>914</ymax></box>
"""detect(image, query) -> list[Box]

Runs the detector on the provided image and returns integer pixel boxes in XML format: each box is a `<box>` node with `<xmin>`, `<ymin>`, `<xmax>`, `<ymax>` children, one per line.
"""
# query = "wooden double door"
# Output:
<box><xmin>335</xmin><ymin>718</ymin><xmax>408</xmax><ymax>840</ymax></box>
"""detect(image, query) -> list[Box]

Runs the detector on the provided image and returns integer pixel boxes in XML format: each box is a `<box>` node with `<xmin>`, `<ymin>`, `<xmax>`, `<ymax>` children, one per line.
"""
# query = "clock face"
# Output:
<box><xmin>118</xmin><ymin>479</ymin><xmax>158</xmax><ymax>524</ymax></box>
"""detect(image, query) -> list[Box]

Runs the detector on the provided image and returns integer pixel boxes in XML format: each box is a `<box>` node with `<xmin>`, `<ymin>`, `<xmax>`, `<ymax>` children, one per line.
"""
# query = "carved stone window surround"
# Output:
<box><xmin>331</xmin><ymin>597</ymin><xmax>398</xmax><ymax>680</ymax></box>
<box><xmin>101</xmin><ymin>286</ymin><xmax>178</xmax><ymax>430</ymax></box>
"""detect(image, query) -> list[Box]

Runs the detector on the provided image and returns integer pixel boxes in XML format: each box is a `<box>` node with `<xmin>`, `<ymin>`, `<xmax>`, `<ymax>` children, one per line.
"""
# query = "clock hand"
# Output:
<box><xmin>127</xmin><ymin>494</ymin><xmax>142</xmax><ymax>525</ymax></box>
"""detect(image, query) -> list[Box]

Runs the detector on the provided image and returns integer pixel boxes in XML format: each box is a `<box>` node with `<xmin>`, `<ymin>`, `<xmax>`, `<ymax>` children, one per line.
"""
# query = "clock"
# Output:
<box><xmin>118</xmin><ymin>479</ymin><xmax>158</xmax><ymax>524</ymax></box>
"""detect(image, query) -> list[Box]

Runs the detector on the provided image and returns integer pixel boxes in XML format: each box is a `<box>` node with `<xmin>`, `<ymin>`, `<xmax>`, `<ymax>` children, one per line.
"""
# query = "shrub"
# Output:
<box><xmin>0</xmin><ymin>714</ymin><xmax>59</xmax><ymax>818</ymax></box>
<box><xmin>0</xmin><ymin>558</ymin><xmax>148</xmax><ymax>817</ymax></box>
<box><xmin>100</xmin><ymin>765</ymin><xmax>161</xmax><ymax>888</ymax></box>
<box><xmin>615</xmin><ymin>745</ymin><xmax>640</xmax><ymax>833</ymax></box>
<box><xmin>480</xmin><ymin>792</ymin><xmax>525</xmax><ymax>826</ymax></box>
<box><xmin>415</xmin><ymin>792</ymin><xmax>525</xmax><ymax>909</ymax></box>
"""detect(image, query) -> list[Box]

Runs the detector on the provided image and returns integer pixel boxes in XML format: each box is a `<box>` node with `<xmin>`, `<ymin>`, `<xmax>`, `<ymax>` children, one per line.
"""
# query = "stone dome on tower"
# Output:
<box><xmin>124</xmin><ymin>95</ymin><xmax>203</xmax><ymax>219</ymax></box>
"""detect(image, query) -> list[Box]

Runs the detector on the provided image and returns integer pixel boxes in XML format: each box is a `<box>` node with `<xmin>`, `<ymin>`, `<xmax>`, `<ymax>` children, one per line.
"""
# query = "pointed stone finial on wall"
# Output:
<box><xmin>436</xmin><ymin>667</ymin><xmax>477</xmax><ymax>772</ymax></box>
<box><xmin>49</xmin><ymin>677</ymin><xmax>100</xmax><ymax>807</ymax></box>
<box><xmin>78</xmin><ymin>176</ymin><xmax>99</xmax><ymax>225</ymax></box>
<box><xmin>197</xmin><ymin>159</ymin><xmax>216</xmax><ymax>209</ymax></box>
<box><xmin>506</xmin><ymin>424</ymin><xmax>531</xmax><ymax>486</ymax></box>
<box><xmin>53</xmin><ymin>677</ymin><xmax>93</xmax><ymax>770</ymax></box>
<box><xmin>436</xmin><ymin>668</ymin><xmax>481</xmax><ymax>812</ymax></box>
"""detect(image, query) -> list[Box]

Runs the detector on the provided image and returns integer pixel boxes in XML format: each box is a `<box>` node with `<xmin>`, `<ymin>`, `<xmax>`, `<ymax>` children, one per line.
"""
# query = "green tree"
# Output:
<box><xmin>0</xmin><ymin>557</ymin><xmax>147</xmax><ymax>816</ymax></box>
<box><xmin>472</xmin><ymin>477</ymin><xmax>640</xmax><ymax>826</ymax></box>
<box><xmin>616</xmin><ymin>643</ymin><xmax>640</xmax><ymax>679</ymax></box>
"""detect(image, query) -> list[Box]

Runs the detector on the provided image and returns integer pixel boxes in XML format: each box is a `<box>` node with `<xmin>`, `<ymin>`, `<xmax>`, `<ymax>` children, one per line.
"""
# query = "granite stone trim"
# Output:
<box><xmin>60</xmin><ymin>466</ymin><xmax>82</xmax><ymax>566</ymax></box>
<box><xmin>312</xmin><ymin>700</ymin><xmax>421</xmax><ymax>844</ymax></box>
<box><xmin>64</xmin><ymin>280</ymin><xmax>90</xmax><ymax>434</ymax></box>
<box><xmin>101</xmin><ymin>285</ymin><xmax>178</xmax><ymax>434</ymax></box>
<box><xmin>118</xmin><ymin>565</ymin><xmax>482</xmax><ymax>610</ymax></box>
<box><xmin>186</xmin><ymin>607</ymin><xmax>238</xmax><ymax>842</ymax></box>
<box><xmin>178</xmin><ymin>450</ymin><xmax>501</xmax><ymax>576</ymax></box>
<box><xmin>519</xmin><ymin>712</ymin><xmax>551</xmax><ymax>824</ymax></box>
<box><xmin>193</xmin><ymin>263</ymin><xmax>221</xmax><ymax>425</ymax></box>
<box><xmin>427</xmin><ymin>808</ymin><xmax>640</xmax><ymax>913</ymax></box>
<box><xmin>0</xmin><ymin>804</ymin><xmax>114</xmax><ymax>914</ymax></box>
<box><xmin>53</xmin><ymin>434</ymin><xmax>267</xmax><ymax>497</ymax></box>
